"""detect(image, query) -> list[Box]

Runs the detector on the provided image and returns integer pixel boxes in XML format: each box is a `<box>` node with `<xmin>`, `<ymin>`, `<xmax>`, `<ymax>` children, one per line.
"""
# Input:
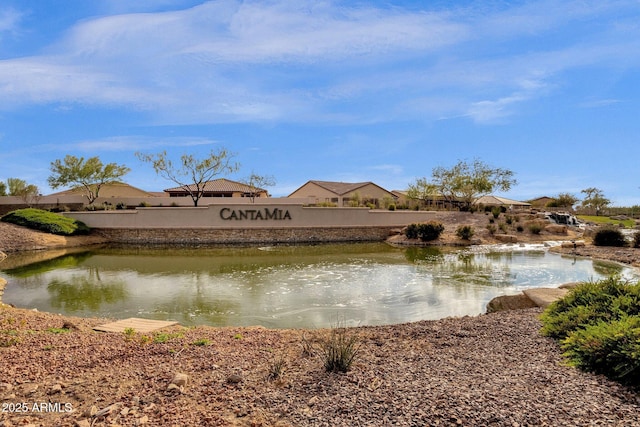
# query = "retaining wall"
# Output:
<box><xmin>95</xmin><ymin>226</ymin><xmax>395</xmax><ymax>245</ymax></box>
<box><xmin>63</xmin><ymin>204</ymin><xmax>436</xmax><ymax>244</ymax></box>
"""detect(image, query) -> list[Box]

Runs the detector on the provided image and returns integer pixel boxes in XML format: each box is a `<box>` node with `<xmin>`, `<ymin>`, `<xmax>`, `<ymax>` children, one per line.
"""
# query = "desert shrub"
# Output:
<box><xmin>505</xmin><ymin>215</ymin><xmax>514</xmax><ymax>225</ymax></box>
<box><xmin>388</xmin><ymin>204</ymin><xmax>396</xmax><ymax>211</ymax></box>
<box><xmin>318</xmin><ymin>326</ymin><xmax>361</xmax><ymax>373</ymax></box>
<box><xmin>593</xmin><ymin>226</ymin><xmax>627</xmax><ymax>247</ymax></box>
<box><xmin>456</xmin><ymin>225</ymin><xmax>474</xmax><ymax>240</ymax></box>
<box><xmin>491</xmin><ymin>207</ymin><xmax>501</xmax><ymax>219</ymax></box>
<box><xmin>417</xmin><ymin>221</ymin><xmax>445</xmax><ymax>241</ymax></box>
<box><xmin>1</xmin><ymin>208</ymin><xmax>89</xmax><ymax>236</ymax></box>
<box><xmin>405</xmin><ymin>223</ymin><xmax>419</xmax><ymax>239</ymax></box>
<box><xmin>528</xmin><ymin>223</ymin><xmax>542</xmax><ymax>234</ymax></box>
<box><xmin>560</xmin><ymin>316</ymin><xmax>640</xmax><ymax>386</ymax></box>
<box><xmin>516</xmin><ymin>225</ymin><xmax>524</xmax><ymax>233</ymax></box>
<box><xmin>633</xmin><ymin>231</ymin><xmax>640</xmax><ymax>249</ymax></box>
<box><xmin>498</xmin><ymin>222</ymin><xmax>508</xmax><ymax>232</ymax></box>
<box><xmin>540</xmin><ymin>277</ymin><xmax>640</xmax><ymax>386</ymax></box>
<box><xmin>540</xmin><ymin>276</ymin><xmax>640</xmax><ymax>339</ymax></box>
<box><xmin>138</xmin><ymin>201</ymin><xmax>151</xmax><ymax>207</ymax></box>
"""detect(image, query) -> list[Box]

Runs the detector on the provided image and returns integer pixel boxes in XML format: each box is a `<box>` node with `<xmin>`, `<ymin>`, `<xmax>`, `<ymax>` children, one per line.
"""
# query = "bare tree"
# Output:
<box><xmin>241</xmin><ymin>172</ymin><xmax>275</xmax><ymax>203</ymax></box>
<box><xmin>136</xmin><ymin>148</ymin><xmax>239</xmax><ymax>206</ymax></box>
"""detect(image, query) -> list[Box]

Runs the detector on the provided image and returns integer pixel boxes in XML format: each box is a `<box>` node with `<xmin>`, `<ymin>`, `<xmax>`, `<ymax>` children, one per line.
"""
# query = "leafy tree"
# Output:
<box><xmin>136</xmin><ymin>148</ymin><xmax>239</xmax><ymax>206</ymax></box>
<box><xmin>406</xmin><ymin>177</ymin><xmax>439</xmax><ymax>208</ymax></box>
<box><xmin>48</xmin><ymin>155</ymin><xmax>130</xmax><ymax>205</ymax></box>
<box><xmin>581</xmin><ymin>187</ymin><xmax>610</xmax><ymax>216</ymax></box>
<box><xmin>410</xmin><ymin>159</ymin><xmax>516</xmax><ymax>210</ymax></box>
<box><xmin>240</xmin><ymin>172</ymin><xmax>275</xmax><ymax>203</ymax></box>
<box><xmin>0</xmin><ymin>181</ymin><xmax>6</xmax><ymax>196</ymax></box>
<box><xmin>7</xmin><ymin>178</ymin><xmax>40</xmax><ymax>206</ymax></box>
<box><xmin>553</xmin><ymin>193</ymin><xmax>579</xmax><ymax>211</ymax></box>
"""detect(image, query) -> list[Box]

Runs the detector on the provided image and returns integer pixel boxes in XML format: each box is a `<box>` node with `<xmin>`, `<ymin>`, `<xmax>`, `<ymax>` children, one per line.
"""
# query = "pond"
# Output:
<box><xmin>1</xmin><ymin>242</ymin><xmax>638</xmax><ymax>328</ymax></box>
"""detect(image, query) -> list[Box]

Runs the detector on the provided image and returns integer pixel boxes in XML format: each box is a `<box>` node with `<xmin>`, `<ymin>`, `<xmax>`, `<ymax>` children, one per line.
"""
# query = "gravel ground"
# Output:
<box><xmin>1</xmin><ymin>217</ymin><xmax>640</xmax><ymax>426</ymax></box>
<box><xmin>1</xmin><ymin>306</ymin><xmax>638</xmax><ymax>427</ymax></box>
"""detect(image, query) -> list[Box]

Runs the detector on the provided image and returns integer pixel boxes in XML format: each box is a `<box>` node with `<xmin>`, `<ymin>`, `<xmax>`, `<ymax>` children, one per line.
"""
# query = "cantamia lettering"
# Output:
<box><xmin>220</xmin><ymin>208</ymin><xmax>292</xmax><ymax>221</ymax></box>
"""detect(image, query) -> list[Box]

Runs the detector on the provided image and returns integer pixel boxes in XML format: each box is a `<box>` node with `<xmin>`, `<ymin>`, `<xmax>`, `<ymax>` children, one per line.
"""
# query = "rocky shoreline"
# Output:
<box><xmin>1</xmin><ymin>217</ymin><xmax>640</xmax><ymax>426</ymax></box>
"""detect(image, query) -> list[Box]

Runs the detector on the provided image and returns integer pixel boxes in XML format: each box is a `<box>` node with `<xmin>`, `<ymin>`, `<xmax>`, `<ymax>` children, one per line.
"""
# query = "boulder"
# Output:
<box><xmin>486</xmin><ymin>294</ymin><xmax>538</xmax><ymax>313</ymax></box>
<box><xmin>545</xmin><ymin>224</ymin><xmax>567</xmax><ymax>234</ymax></box>
<box><xmin>561</xmin><ymin>240</ymin><xmax>585</xmax><ymax>248</ymax></box>
<box><xmin>494</xmin><ymin>234</ymin><xmax>518</xmax><ymax>243</ymax></box>
<box><xmin>522</xmin><ymin>288</ymin><xmax>569</xmax><ymax>308</ymax></box>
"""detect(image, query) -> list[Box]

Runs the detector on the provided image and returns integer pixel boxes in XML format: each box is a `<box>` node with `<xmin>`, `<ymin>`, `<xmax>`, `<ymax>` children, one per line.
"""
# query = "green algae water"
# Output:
<box><xmin>1</xmin><ymin>243</ymin><xmax>638</xmax><ymax>328</ymax></box>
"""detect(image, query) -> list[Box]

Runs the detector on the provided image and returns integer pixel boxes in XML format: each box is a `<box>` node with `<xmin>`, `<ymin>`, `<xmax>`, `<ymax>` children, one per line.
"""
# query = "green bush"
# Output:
<box><xmin>561</xmin><ymin>316</ymin><xmax>640</xmax><ymax>386</ymax></box>
<box><xmin>540</xmin><ymin>277</ymin><xmax>640</xmax><ymax>385</ymax></box>
<box><xmin>633</xmin><ymin>232</ymin><xmax>640</xmax><ymax>249</ymax></box>
<box><xmin>528</xmin><ymin>223</ymin><xmax>542</xmax><ymax>234</ymax></box>
<box><xmin>405</xmin><ymin>223</ymin><xmax>419</xmax><ymax>239</ymax></box>
<box><xmin>593</xmin><ymin>226</ymin><xmax>627</xmax><ymax>247</ymax></box>
<box><xmin>540</xmin><ymin>277</ymin><xmax>640</xmax><ymax>339</ymax></box>
<box><xmin>417</xmin><ymin>221</ymin><xmax>445</xmax><ymax>241</ymax></box>
<box><xmin>1</xmin><ymin>208</ymin><xmax>89</xmax><ymax>236</ymax></box>
<box><xmin>456</xmin><ymin>225</ymin><xmax>474</xmax><ymax>240</ymax></box>
<box><xmin>405</xmin><ymin>222</ymin><xmax>445</xmax><ymax>241</ymax></box>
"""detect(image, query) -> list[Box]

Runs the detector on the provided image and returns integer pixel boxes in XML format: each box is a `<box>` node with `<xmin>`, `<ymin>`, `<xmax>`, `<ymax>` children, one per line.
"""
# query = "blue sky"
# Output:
<box><xmin>1</xmin><ymin>1</ymin><xmax>639</xmax><ymax>205</ymax></box>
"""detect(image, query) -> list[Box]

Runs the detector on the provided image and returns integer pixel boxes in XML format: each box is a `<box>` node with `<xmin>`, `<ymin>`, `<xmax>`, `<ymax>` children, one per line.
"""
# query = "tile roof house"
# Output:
<box><xmin>164</xmin><ymin>178</ymin><xmax>269</xmax><ymax>199</ymax></box>
<box><xmin>288</xmin><ymin>180</ymin><xmax>397</xmax><ymax>207</ymax></box>
<box><xmin>474</xmin><ymin>195</ymin><xmax>531</xmax><ymax>211</ymax></box>
<box><xmin>49</xmin><ymin>182</ymin><xmax>157</xmax><ymax>198</ymax></box>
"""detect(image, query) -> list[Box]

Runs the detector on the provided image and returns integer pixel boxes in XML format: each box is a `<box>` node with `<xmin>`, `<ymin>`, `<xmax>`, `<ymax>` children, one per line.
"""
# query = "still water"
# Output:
<box><xmin>1</xmin><ymin>243</ymin><xmax>638</xmax><ymax>328</ymax></box>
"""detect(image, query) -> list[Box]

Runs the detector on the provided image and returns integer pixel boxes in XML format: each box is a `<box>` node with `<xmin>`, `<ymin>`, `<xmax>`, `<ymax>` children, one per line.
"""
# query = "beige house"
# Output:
<box><xmin>164</xmin><ymin>178</ymin><xmax>269</xmax><ymax>199</ymax></box>
<box><xmin>49</xmin><ymin>182</ymin><xmax>157</xmax><ymax>198</ymax></box>
<box><xmin>288</xmin><ymin>180</ymin><xmax>397</xmax><ymax>207</ymax></box>
<box><xmin>474</xmin><ymin>195</ymin><xmax>531</xmax><ymax>211</ymax></box>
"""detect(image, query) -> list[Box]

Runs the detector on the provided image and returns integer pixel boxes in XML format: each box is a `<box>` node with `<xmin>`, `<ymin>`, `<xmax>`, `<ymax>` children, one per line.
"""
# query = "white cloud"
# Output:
<box><xmin>0</xmin><ymin>0</ymin><xmax>638</xmax><ymax>125</ymax></box>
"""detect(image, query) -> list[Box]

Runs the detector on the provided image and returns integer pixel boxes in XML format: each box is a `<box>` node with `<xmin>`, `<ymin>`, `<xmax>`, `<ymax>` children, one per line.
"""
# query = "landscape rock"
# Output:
<box><xmin>561</xmin><ymin>240</ymin><xmax>585</xmax><ymax>248</ymax></box>
<box><xmin>494</xmin><ymin>234</ymin><xmax>518</xmax><ymax>243</ymax></box>
<box><xmin>170</xmin><ymin>373</ymin><xmax>189</xmax><ymax>387</ymax></box>
<box><xmin>486</xmin><ymin>294</ymin><xmax>538</xmax><ymax>313</ymax></box>
<box><xmin>545</xmin><ymin>224</ymin><xmax>567</xmax><ymax>234</ymax></box>
<box><xmin>522</xmin><ymin>288</ymin><xmax>569</xmax><ymax>308</ymax></box>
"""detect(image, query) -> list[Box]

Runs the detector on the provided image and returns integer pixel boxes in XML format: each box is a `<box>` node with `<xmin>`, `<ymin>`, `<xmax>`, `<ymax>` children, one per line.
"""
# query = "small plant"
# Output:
<box><xmin>593</xmin><ymin>226</ymin><xmax>627</xmax><ymax>247</ymax></box>
<box><xmin>317</xmin><ymin>324</ymin><xmax>361</xmax><ymax>373</ymax></box>
<box><xmin>516</xmin><ymin>225</ymin><xmax>524</xmax><ymax>233</ymax></box>
<box><xmin>633</xmin><ymin>231</ymin><xmax>640</xmax><ymax>249</ymax></box>
<box><xmin>486</xmin><ymin>224</ymin><xmax>497</xmax><ymax>235</ymax></box>
<box><xmin>505</xmin><ymin>215</ymin><xmax>514</xmax><ymax>225</ymax></box>
<box><xmin>46</xmin><ymin>327</ymin><xmax>71</xmax><ymax>334</ymax></box>
<box><xmin>123</xmin><ymin>327</ymin><xmax>136</xmax><ymax>340</ymax></box>
<box><xmin>191</xmin><ymin>338</ymin><xmax>210</xmax><ymax>346</ymax></box>
<box><xmin>528</xmin><ymin>223</ymin><xmax>542</xmax><ymax>235</ymax></box>
<box><xmin>153</xmin><ymin>331</ymin><xmax>184</xmax><ymax>343</ymax></box>
<box><xmin>233</xmin><ymin>333</ymin><xmax>244</xmax><ymax>340</ymax></box>
<box><xmin>498</xmin><ymin>222</ymin><xmax>508</xmax><ymax>233</ymax></box>
<box><xmin>455</xmin><ymin>225</ymin><xmax>474</xmax><ymax>240</ymax></box>
<box><xmin>491</xmin><ymin>207</ymin><xmax>501</xmax><ymax>219</ymax></box>
<box><xmin>267</xmin><ymin>354</ymin><xmax>287</xmax><ymax>380</ymax></box>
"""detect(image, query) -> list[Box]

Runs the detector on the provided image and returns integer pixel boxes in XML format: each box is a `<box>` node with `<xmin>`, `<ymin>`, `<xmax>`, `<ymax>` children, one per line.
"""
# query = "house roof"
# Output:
<box><xmin>48</xmin><ymin>182</ymin><xmax>157</xmax><ymax>198</ymax></box>
<box><xmin>290</xmin><ymin>180</ymin><xmax>394</xmax><ymax>197</ymax></box>
<box><xmin>164</xmin><ymin>178</ymin><xmax>266</xmax><ymax>194</ymax></box>
<box><xmin>474</xmin><ymin>195</ymin><xmax>531</xmax><ymax>206</ymax></box>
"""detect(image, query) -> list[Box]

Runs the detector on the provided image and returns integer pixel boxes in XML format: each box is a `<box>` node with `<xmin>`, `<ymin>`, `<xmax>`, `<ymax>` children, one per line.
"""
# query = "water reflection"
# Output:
<box><xmin>1</xmin><ymin>243</ymin><xmax>638</xmax><ymax>328</ymax></box>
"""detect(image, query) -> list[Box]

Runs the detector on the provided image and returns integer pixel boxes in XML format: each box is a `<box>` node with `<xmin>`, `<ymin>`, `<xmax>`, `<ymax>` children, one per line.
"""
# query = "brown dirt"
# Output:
<box><xmin>1</xmin><ymin>214</ymin><xmax>639</xmax><ymax>426</ymax></box>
